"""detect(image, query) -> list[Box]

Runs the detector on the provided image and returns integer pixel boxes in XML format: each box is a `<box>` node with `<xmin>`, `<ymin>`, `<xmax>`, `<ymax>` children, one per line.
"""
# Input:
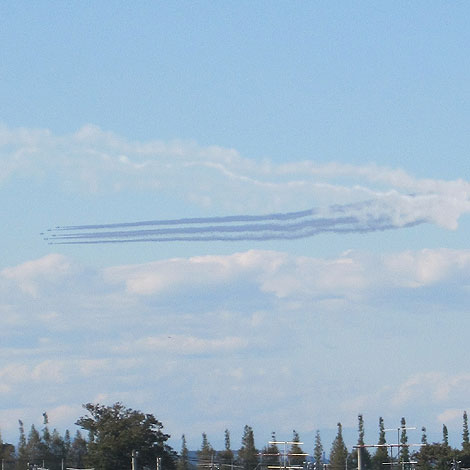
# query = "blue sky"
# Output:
<box><xmin>2</xmin><ymin>0</ymin><xmax>470</xmax><ymax>454</ymax></box>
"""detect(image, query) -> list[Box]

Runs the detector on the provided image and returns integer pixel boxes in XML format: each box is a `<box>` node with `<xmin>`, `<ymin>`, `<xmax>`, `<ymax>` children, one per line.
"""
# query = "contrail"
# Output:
<box><xmin>44</xmin><ymin>201</ymin><xmax>427</xmax><ymax>245</ymax></box>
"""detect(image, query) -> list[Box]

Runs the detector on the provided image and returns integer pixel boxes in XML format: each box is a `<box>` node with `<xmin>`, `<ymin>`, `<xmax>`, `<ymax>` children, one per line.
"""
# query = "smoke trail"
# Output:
<box><xmin>53</xmin><ymin>208</ymin><xmax>315</xmax><ymax>231</ymax></box>
<box><xmin>44</xmin><ymin>201</ymin><xmax>427</xmax><ymax>245</ymax></box>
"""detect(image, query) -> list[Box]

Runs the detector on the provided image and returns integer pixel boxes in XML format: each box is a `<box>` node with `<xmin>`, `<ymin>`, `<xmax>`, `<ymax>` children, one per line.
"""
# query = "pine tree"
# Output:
<box><xmin>262</xmin><ymin>432</ymin><xmax>280</xmax><ymax>468</ymax></box>
<box><xmin>177</xmin><ymin>435</ymin><xmax>190</xmax><ymax>470</ymax></box>
<box><xmin>371</xmin><ymin>417</ymin><xmax>388</xmax><ymax>470</ymax></box>
<box><xmin>41</xmin><ymin>413</ymin><xmax>53</xmax><ymax>468</ymax></box>
<box><xmin>329</xmin><ymin>423</ymin><xmax>348</xmax><ymax>470</ymax></box>
<box><xmin>49</xmin><ymin>429</ymin><xmax>66</xmax><ymax>470</ymax></box>
<box><xmin>26</xmin><ymin>424</ymin><xmax>46</xmax><ymax>464</ymax></box>
<box><xmin>238</xmin><ymin>425</ymin><xmax>258</xmax><ymax>470</ymax></box>
<box><xmin>463</xmin><ymin>412</ymin><xmax>470</xmax><ymax>449</ymax></box>
<box><xmin>421</xmin><ymin>427</ymin><xmax>427</xmax><ymax>445</ymax></box>
<box><xmin>413</xmin><ymin>427</ymin><xmax>431</xmax><ymax>470</ymax></box>
<box><xmin>63</xmin><ymin>430</ymin><xmax>71</xmax><ymax>466</ymax></box>
<box><xmin>289</xmin><ymin>430</ymin><xmax>305</xmax><ymax>467</ymax></box>
<box><xmin>442</xmin><ymin>425</ymin><xmax>449</xmax><ymax>447</ymax></box>
<box><xmin>218</xmin><ymin>429</ymin><xmax>234</xmax><ymax>469</ymax></box>
<box><xmin>42</xmin><ymin>413</ymin><xmax>51</xmax><ymax>450</ymax></box>
<box><xmin>67</xmin><ymin>431</ymin><xmax>87</xmax><ymax>469</ymax></box>
<box><xmin>17</xmin><ymin>420</ymin><xmax>27</xmax><ymax>468</ymax></box>
<box><xmin>348</xmin><ymin>415</ymin><xmax>371</xmax><ymax>470</ymax></box>
<box><xmin>400</xmin><ymin>418</ymin><xmax>409</xmax><ymax>466</ymax></box>
<box><xmin>461</xmin><ymin>411</ymin><xmax>470</xmax><ymax>468</ymax></box>
<box><xmin>313</xmin><ymin>430</ymin><xmax>323</xmax><ymax>470</ymax></box>
<box><xmin>197</xmin><ymin>433</ymin><xmax>215</xmax><ymax>470</ymax></box>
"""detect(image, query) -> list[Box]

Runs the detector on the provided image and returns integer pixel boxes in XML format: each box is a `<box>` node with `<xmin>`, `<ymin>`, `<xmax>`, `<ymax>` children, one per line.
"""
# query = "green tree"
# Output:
<box><xmin>461</xmin><ymin>411</ymin><xmax>470</xmax><ymax>468</ymax></box>
<box><xmin>262</xmin><ymin>432</ymin><xmax>280</xmax><ymax>468</ymax></box>
<box><xmin>463</xmin><ymin>412</ymin><xmax>469</xmax><ymax>449</ymax></box>
<box><xmin>238</xmin><ymin>425</ymin><xmax>258</xmax><ymax>470</ymax></box>
<box><xmin>17</xmin><ymin>420</ymin><xmax>27</xmax><ymax>469</ymax></box>
<box><xmin>49</xmin><ymin>429</ymin><xmax>66</xmax><ymax>470</ymax></box>
<box><xmin>42</xmin><ymin>413</ymin><xmax>51</xmax><ymax>452</ymax></box>
<box><xmin>442</xmin><ymin>425</ymin><xmax>449</xmax><ymax>447</ymax></box>
<box><xmin>313</xmin><ymin>430</ymin><xmax>323</xmax><ymax>470</ymax></box>
<box><xmin>416</xmin><ymin>443</ymin><xmax>451</xmax><ymax>470</ymax></box>
<box><xmin>197</xmin><ymin>433</ymin><xmax>214</xmax><ymax>470</ymax></box>
<box><xmin>63</xmin><ymin>429</ymin><xmax>71</xmax><ymax>465</ymax></box>
<box><xmin>371</xmin><ymin>417</ymin><xmax>388</xmax><ymax>470</ymax></box>
<box><xmin>400</xmin><ymin>418</ymin><xmax>409</xmax><ymax>466</ymax></box>
<box><xmin>348</xmin><ymin>415</ymin><xmax>371</xmax><ymax>470</ymax></box>
<box><xmin>218</xmin><ymin>429</ymin><xmax>234</xmax><ymax>469</ymax></box>
<box><xmin>1</xmin><ymin>442</ymin><xmax>16</xmax><ymax>470</ymax></box>
<box><xmin>289</xmin><ymin>430</ymin><xmax>305</xmax><ymax>467</ymax></box>
<box><xmin>0</xmin><ymin>430</ymin><xmax>15</xmax><ymax>468</ymax></box>
<box><xmin>413</xmin><ymin>427</ymin><xmax>431</xmax><ymax>470</ymax></box>
<box><xmin>76</xmin><ymin>402</ymin><xmax>176</xmax><ymax>470</ymax></box>
<box><xmin>329</xmin><ymin>423</ymin><xmax>348</xmax><ymax>470</ymax></box>
<box><xmin>421</xmin><ymin>427</ymin><xmax>428</xmax><ymax>446</ymax></box>
<box><xmin>67</xmin><ymin>431</ymin><xmax>88</xmax><ymax>469</ymax></box>
<box><xmin>177</xmin><ymin>435</ymin><xmax>190</xmax><ymax>470</ymax></box>
<box><xmin>26</xmin><ymin>424</ymin><xmax>46</xmax><ymax>464</ymax></box>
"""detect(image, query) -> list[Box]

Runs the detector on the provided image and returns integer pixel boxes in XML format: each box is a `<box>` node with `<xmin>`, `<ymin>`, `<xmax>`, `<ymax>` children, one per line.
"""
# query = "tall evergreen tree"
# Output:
<box><xmin>463</xmin><ymin>412</ymin><xmax>470</xmax><ymax>449</ymax></box>
<box><xmin>262</xmin><ymin>432</ymin><xmax>280</xmax><ymax>468</ymax></box>
<box><xmin>421</xmin><ymin>427</ymin><xmax>428</xmax><ymax>445</ymax></box>
<box><xmin>17</xmin><ymin>420</ymin><xmax>27</xmax><ymax>468</ymax></box>
<box><xmin>371</xmin><ymin>417</ymin><xmax>388</xmax><ymax>470</ymax></box>
<box><xmin>329</xmin><ymin>423</ymin><xmax>348</xmax><ymax>470</ymax></box>
<box><xmin>414</xmin><ymin>427</ymin><xmax>431</xmax><ymax>470</ymax></box>
<box><xmin>197</xmin><ymin>433</ymin><xmax>215</xmax><ymax>470</ymax></box>
<box><xmin>461</xmin><ymin>411</ymin><xmax>470</xmax><ymax>468</ymax></box>
<box><xmin>313</xmin><ymin>431</ymin><xmax>323</xmax><ymax>470</ymax></box>
<box><xmin>400</xmin><ymin>418</ymin><xmax>409</xmax><ymax>465</ymax></box>
<box><xmin>442</xmin><ymin>425</ymin><xmax>449</xmax><ymax>448</ymax></box>
<box><xmin>218</xmin><ymin>429</ymin><xmax>234</xmax><ymax>469</ymax></box>
<box><xmin>41</xmin><ymin>413</ymin><xmax>53</xmax><ymax>468</ymax></box>
<box><xmin>49</xmin><ymin>429</ymin><xmax>66</xmax><ymax>470</ymax></box>
<box><xmin>289</xmin><ymin>430</ymin><xmax>305</xmax><ymax>467</ymax></box>
<box><xmin>26</xmin><ymin>424</ymin><xmax>46</xmax><ymax>464</ymax></box>
<box><xmin>177</xmin><ymin>435</ymin><xmax>190</xmax><ymax>470</ymax></box>
<box><xmin>348</xmin><ymin>415</ymin><xmax>371</xmax><ymax>470</ymax></box>
<box><xmin>42</xmin><ymin>413</ymin><xmax>51</xmax><ymax>450</ymax></box>
<box><xmin>238</xmin><ymin>425</ymin><xmax>258</xmax><ymax>470</ymax></box>
<box><xmin>63</xmin><ymin>429</ymin><xmax>71</xmax><ymax>464</ymax></box>
<box><xmin>67</xmin><ymin>431</ymin><xmax>87</xmax><ymax>469</ymax></box>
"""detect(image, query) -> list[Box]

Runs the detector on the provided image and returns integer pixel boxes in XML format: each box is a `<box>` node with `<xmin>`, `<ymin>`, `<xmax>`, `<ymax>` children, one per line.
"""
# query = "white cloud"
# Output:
<box><xmin>383</xmin><ymin>249</ymin><xmax>470</xmax><ymax>288</ymax></box>
<box><xmin>2</xmin><ymin>124</ymin><xmax>470</xmax><ymax>229</ymax></box>
<box><xmin>131</xmin><ymin>335</ymin><xmax>248</xmax><ymax>355</ymax></box>
<box><xmin>104</xmin><ymin>250</ymin><xmax>285</xmax><ymax>295</ymax></box>
<box><xmin>437</xmin><ymin>409</ymin><xmax>464</xmax><ymax>425</ymax></box>
<box><xmin>1</xmin><ymin>254</ymin><xmax>73</xmax><ymax>297</ymax></box>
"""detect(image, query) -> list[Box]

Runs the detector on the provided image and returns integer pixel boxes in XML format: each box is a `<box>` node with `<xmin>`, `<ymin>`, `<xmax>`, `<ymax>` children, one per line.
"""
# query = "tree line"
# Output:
<box><xmin>2</xmin><ymin>404</ymin><xmax>470</xmax><ymax>470</ymax></box>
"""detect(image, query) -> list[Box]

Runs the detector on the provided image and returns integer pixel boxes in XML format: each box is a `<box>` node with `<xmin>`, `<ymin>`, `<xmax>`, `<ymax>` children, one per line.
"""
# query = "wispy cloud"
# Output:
<box><xmin>2</xmin><ymin>124</ymin><xmax>470</xmax><ymax>240</ymax></box>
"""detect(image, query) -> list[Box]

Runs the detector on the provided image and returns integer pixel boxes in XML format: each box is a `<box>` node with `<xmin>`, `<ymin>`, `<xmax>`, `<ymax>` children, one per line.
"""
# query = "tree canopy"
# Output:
<box><xmin>329</xmin><ymin>423</ymin><xmax>348</xmax><ymax>470</ymax></box>
<box><xmin>76</xmin><ymin>402</ymin><xmax>176</xmax><ymax>470</ymax></box>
